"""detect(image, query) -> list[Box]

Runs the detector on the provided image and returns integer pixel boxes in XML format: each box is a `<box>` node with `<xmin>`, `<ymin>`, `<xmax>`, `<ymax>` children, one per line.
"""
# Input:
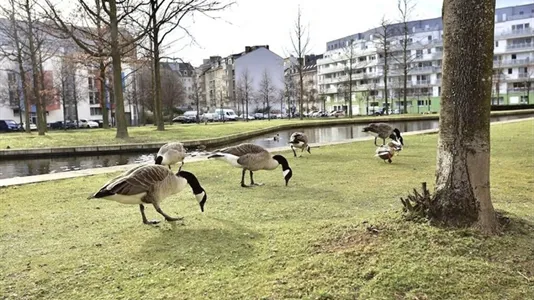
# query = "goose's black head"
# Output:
<box><xmin>393</xmin><ymin>128</ymin><xmax>404</xmax><ymax>145</ymax></box>
<box><xmin>155</xmin><ymin>155</ymin><xmax>163</xmax><ymax>165</ymax></box>
<box><xmin>273</xmin><ymin>154</ymin><xmax>292</xmax><ymax>186</ymax></box>
<box><xmin>177</xmin><ymin>170</ymin><xmax>207</xmax><ymax>212</ymax></box>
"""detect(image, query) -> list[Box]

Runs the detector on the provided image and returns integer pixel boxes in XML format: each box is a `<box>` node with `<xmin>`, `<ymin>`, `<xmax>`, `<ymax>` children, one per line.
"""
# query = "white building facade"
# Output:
<box><xmin>317</xmin><ymin>3</ymin><xmax>534</xmax><ymax>115</ymax></box>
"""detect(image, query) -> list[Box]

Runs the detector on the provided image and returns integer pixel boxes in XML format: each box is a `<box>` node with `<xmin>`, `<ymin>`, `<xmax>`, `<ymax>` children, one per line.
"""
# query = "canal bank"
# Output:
<box><xmin>1</xmin><ymin>109</ymin><xmax>533</xmax><ymax>160</ymax></box>
<box><xmin>1</xmin><ymin>117</ymin><xmax>532</xmax><ymax>188</ymax></box>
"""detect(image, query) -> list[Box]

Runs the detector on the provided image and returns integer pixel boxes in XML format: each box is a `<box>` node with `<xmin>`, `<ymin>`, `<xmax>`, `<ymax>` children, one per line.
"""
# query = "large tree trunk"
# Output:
<box><xmin>99</xmin><ymin>61</ymin><xmax>109</xmax><ymax>128</ymax></box>
<box><xmin>24</xmin><ymin>0</ymin><xmax>45</xmax><ymax>135</ymax></box>
<box><xmin>109</xmin><ymin>0</ymin><xmax>129</xmax><ymax>138</ymax></box>
<box><xmin>432</xmin><ymin>0</ymin><xmax>498</xmax><ymax>234</ymax></box>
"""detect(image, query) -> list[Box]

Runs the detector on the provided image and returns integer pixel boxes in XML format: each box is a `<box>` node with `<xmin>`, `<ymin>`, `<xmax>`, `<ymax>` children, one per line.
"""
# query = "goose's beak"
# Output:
<box><xmin>197</xmin><ymin>192</ymin><xmax>207</xmax><ymax>212</ymax></box>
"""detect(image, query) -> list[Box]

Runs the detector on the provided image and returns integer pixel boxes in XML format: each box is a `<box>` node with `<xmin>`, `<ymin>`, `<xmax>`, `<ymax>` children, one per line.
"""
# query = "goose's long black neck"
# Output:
<box><xmin>177</xmin><ymin>170</ymin><xmax>204</xmax><ymax>194</ymax></box>
<box><xmin>273</xmin><ymin>155</ymin><xmax>290</xmax><ymax>170</ymax></box>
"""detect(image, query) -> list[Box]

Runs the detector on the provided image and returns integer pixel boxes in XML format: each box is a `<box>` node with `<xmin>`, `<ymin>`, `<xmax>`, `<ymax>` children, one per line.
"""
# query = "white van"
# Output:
<box><xmin>214</xmin><ymin>109</ymin><xmax>237</xmax><ymax>121</ymax></box>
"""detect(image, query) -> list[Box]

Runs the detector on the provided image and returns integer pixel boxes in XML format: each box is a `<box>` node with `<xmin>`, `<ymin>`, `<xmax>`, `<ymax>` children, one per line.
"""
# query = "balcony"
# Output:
<box><xmin>413</xmin><ymin>80</ymin><xmax>432</xmax><ymax>87</ymax></box>
<box><xmin>506</xmin><ymin>43</ymin><xmax>534</xmax><ymax>51</ymax></box>
<box><xmin>409</xmin><ymin>66</ymin><xmax>436</xmax><ymax>75</ymax></box>
<box><xmin>494</xmin><ymin>58</ymin><xmax>531</xmax><ymax>67</ymax></box>
<box><xmin>498</xmin><ymin>28</ymin><xmax>534</xmax><ymax>39</ymax></box>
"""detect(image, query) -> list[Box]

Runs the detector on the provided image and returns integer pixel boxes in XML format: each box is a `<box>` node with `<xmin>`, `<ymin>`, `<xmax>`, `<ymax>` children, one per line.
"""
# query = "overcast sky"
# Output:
<box><xmin>164</xmin><ymin>0</ymin><xmax>530</xmax><ymax>67</ymax></box>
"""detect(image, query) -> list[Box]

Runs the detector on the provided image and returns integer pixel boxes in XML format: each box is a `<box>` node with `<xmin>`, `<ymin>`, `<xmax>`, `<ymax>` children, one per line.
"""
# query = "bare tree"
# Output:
<box><xmin>395</xmin><ymin>0</ymin><xmax>416</xmax><ymax>114</ymax></box>
<box><xmin>258</xmin><ymin>69</ymin><xmax>275</xmax><ymax>120</ymax></box>
<box><xmin>44</xmin><ymin>0</ymin><xmax>151</xmax><ymax>138</ymax></box>
<box><xmin>191</xmin><ymin>72</ymin><xmax>202</xmax><ymax>123</ymax></box>
<box><xmin>159</xmin><ymin>67</ymin><xmax>184</xmax><ymax>124</ymax></box>
<box><xmin>523</xmin><ymin>62</ymin><xmax>533</xmax><ymax>103</ymax></box>
<box><xmin>342</xmin><ymin>39</ymin><xmax>358</xmax><ymax>118</ymax></box>
<box><xmin>136</xmin><ymin>0</ymin><xmax>233</xmax><ymax>131</ymax></box>
<box><xmin>290</xmin><ymin>5</ymin><xmax>310</xmax><ymax>120</ymax></box>
<box><xmin>55</xmin><ymin>54</ymin><xmax>85</xmax><ymax>128</ymax></box>
<box><xmin>0</xmin><ymin>0</ymin><xmax>32</xmax><ymax>132</ymax></box>
<box><xmin>492</xmin><ymin>58</ymin><xmax>506</xmax><ymax>105</ymax></box>
<box><xmin>238</xmin><ymin>69</ymin><xmax>253</xmax><ymax>122</ymax></box>
<box><xmin>282</xmin><ymin>68</ymin><xmax>295</xmax><ymax>119</ymax></box>
<box><xmin>403</xmin><ymin>0</ymin><xmax>498</xmax><ymax>234</ymax></box>
<box><xmin>375</xmin><ymin>16</ymin><xmax>394</xmax><ymax>115</ymax></box>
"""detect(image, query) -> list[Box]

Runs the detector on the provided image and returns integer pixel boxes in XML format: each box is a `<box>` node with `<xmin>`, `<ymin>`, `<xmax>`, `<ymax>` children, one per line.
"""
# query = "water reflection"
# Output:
<box><xmin>1</xmin><ymin>114</ymin><xmax>531</xmax><ymax>179</ymax></box>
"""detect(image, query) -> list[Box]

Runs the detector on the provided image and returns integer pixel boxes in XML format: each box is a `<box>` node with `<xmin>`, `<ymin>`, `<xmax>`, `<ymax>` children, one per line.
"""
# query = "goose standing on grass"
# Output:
<box><xmin>88</xmin><ymin>164</ymin><xmax>207</xmax><ymax>225</ymax></box>
<box><xmin>155</xmin><ymin>142</ymin><xmax>187</xmax><ymax>171</ymax></box>
<box><xmin>362</xmin><ymin>123</ymin><xmax>404</xmax><ymax>146</ymax></box>
<box><xmin>375</xmin><ymin>141</ymin><xmax>402</xmax><ymax>163</ymax></box>
<box><xmin>207</xmin><ymin>143</ymin><xmax>293</xmax><ymax>187</ymax></box>
<box><xmin>289</xmin><ymin>132</ymin><xmax>311</xmax><ymax>157</ymax></box>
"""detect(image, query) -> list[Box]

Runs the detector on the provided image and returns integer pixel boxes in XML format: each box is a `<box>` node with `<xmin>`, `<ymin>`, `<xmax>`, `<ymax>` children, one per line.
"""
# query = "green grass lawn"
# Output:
<box><xmin>1</xmin><ymin>120</ymin><xmax>533</xmax><ymax>299</ymax></box>
<box><xmin>0</xmin><ymin>115</ymin><xmax>431</xmax><ymax>149</ymax></box>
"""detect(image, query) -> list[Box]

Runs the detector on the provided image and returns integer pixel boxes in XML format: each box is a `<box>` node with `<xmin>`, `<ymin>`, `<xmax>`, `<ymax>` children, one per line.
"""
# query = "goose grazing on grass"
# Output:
<box><xmin>155</xmin><ymin>142</ymin><xmax>186</xmax><ymax>171</ymax></box>
<box><xmin>289</xmin><ymin>132</ymin><xmax>311</xmax><ymax>157</ymax></box>
<box><xmin>362</xmin><ymin>123</ymin><xmax>404</xmax><ymax>146</ymax></box>
<box><xmin>207</xmin><ymin>143</ymin><xmax>293</xmax><ymax>187</ymax></box>
<box><xmin>88</xmin><ymin>164</ymin><xmax>207</xmax><ymax>225</ymax></box>
<box><xmin>375</xmin><ymin>141</ymin><xmax>402</xmax><ymax>163</ymax></box>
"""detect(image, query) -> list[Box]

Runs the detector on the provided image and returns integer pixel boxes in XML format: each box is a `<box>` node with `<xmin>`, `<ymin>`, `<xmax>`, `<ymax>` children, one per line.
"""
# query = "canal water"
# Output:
<box><xmin>1</xmin><ymin>114</ymin><xmax>532</xmax><ymax>179</ymax></box>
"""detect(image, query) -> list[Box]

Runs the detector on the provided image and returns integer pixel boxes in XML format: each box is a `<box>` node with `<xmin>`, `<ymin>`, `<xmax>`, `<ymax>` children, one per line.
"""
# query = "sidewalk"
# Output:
<box><xmin>1</xmin><ymin>117</ymin><xmax>531</xmax><ymax>188</ymax></box>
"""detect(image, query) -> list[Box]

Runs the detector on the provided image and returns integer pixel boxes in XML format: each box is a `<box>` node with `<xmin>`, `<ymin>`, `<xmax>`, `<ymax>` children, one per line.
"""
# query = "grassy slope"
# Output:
<box><xmin>0</xmin><ymin>120</ymin><xmax>533</xmax><ymax>300</ymax></box>
<box><xmin>0</xmin><ymin>115</ymin><xmax>431</xmax><ymax>149</ymax></box>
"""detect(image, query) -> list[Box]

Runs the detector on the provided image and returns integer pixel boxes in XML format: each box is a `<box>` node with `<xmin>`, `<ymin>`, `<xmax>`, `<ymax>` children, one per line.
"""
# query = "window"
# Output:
<box><xmin>491</xmin><ymin>97</ymin><xmax>504</xmax><ymax>105</ymax></box>
<box><xmin>88</xmin><ymin>77</ymin><xmax>94</xmax><ymax>90</ymax></box>
<box><xmin>427</xmin><ymin>49</ymin><xmax>431</xmax><ymax>54</ymax></box>
<box><xmin>416</xmin><ymin>50</ymin><xmax>423</xmax><ymax>58</ymax></box>
<box><xmin>512</xmin><ymin>54</ymin><xmax>517</xmax><ymax>59</ymax></box>
<box><xmin>520</xmin><ymin>96</ymin><xmax>528</xmax><ymax>104</ymax></box>
<box><xmin>89</xmin><ymin>91</ymin><xmax>100</xmax><ymax>104</ymax></box>
<box><xmin>508</xmin><ymin>68</ymin><xmax>513</xmax><ymax>74</ymax></box>
<box><xmin>9</xmin><ymin>90</ymin><xmax>17</xmax><ymax>106</ymax></box>
<box><xmin>90</xmin><ymin>107</ymin><xmax>102</xmax><ymax>115</ymax></box>
<box><xmin>436</xmin><ymin>46</ymin><xmax>443</xmax><ymax>52</ymax></box>
<box><xmin>427</xmin><ymin>35</ymin><xmax>432</xmax><ymax>41</ymax></box>
<box><xmin>495</xmin><ymin>41</ymin><xmax>499</xmax><ymax>47</ymax></box>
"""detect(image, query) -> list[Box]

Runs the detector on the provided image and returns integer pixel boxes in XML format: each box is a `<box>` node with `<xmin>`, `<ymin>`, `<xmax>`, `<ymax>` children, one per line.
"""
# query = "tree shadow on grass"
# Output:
<box><xmin>138</xmin><ymin>218</ymin><xmax>261</xmax><ymax>267</ymax></box>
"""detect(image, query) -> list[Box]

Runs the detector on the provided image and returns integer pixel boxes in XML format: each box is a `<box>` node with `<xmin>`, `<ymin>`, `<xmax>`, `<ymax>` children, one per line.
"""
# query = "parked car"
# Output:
<box><xmin>79</xmin><ymin>119</ymin><xmax>100</xmax><ymax>128</ymax></box>
<box><xmin>0</xmin><ymin>119</ymin><xmax>20</xmax><ymax>132</ymax></box>
<box><xmin>172</xmin><ymin>111</ymin><xmax>198</xmax><ymax>123</ymax></box>
<box><xmin>253</xmin><ymin>113</ymin><xmax>265</xmax><ymax>120</ymax></box>
<box><xmin>214</xmin><ymin>109</ymin><xmax>238</xmax><ymax>121</ymax></box>
<box><xmin>238</xmin><ymin>114</ymin><xmax>255</xmax><ymax>121</ymax></box>
<box><xmin>330</xmin><ymin>110</ymin><xmax>345</xmax><ymax>118</ymax></box>
<box><xmin>50</xmin><ymin>121</ymin><xmax>78</xmax><ymax>130</ymax></box>
<box><xmin>202</xmin><ymin>113</ymin><xmax>219</xmax><ymax>122</ymax></box>
<box><xmin>91</xmin><ymin>119</ymin><xmax>111</xmax><ymax>128</ymax></box>
<box><xmin>20</xmin><ymin>122</ymin><xmax>38</xmax><ymax>131</ymax></box>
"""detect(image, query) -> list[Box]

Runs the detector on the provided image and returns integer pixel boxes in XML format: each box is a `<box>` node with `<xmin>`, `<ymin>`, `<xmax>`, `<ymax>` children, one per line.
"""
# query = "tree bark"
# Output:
<box><xmin>109</xmin><ymin>0</ymin><xmax>129</xmax><ymax>138</ymax></box>
<box><xmin>23</xmin><ymin>0</ymin><xmax>44</xmax><ymax>135</ymax></box>
<box><xmin>432</xmin><ymin>0</ymin><xmax>498</xmax><ymax>234</ymax></box>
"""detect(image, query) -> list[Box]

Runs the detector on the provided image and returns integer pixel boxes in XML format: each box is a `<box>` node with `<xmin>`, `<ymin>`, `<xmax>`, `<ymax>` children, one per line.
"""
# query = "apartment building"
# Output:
<box><xmin>198</xmin><ymin>45</ymin><xmax>284</xmax><ymax>114</ymax></box>
<box><xmin>0</xmin><ymin>19</ymin><xmax>140</xmax><ymax>126</ymax></box>
<box><xmin>317</xmin><ymin>3</ymin><xmax>534</xmax><ymax>115</ymax></box>
<box><xmin>285</xmin><ymin>54</ymin><xmax>324</xmax><ymax>114</ymax></box>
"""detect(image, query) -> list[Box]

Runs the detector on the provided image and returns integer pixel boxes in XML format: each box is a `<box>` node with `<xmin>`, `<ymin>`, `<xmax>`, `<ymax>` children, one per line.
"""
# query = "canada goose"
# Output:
<box><xmin>375</xmin><ymin>141</ymin><xmax>401</xmax><ymax>163</ymax></box>
<box><xmin>289</xmin><ymin>132</ymin><xmax>311</xmax><ymax>157</ymax></box>
<box><xmin>207</xmin><ymin>143</ymin><xmax>293</xmax><ymax>187</ymax></box>
<box><xmin>388</xmin><ymin>139</ymin><xmax>403</xmax><ymax>155</ymax></box>
<box><xmin>87</xmin><ymin>164</ymin><xmax>207</xmax><ymax>225</ymax></box>
<box><xmin>362</xmin><ymin>123</ymin><xmax>404</xmax><ymax>146</ymax></box>
<box><xmin>155</xmin><ymin>142</ymin><xmax>186</xmax><ymax>171</ymax></box>
<box><xmin>273</xmin><ymin>134</ymin><xmax>280</xmax><ymax>141</ymax></box>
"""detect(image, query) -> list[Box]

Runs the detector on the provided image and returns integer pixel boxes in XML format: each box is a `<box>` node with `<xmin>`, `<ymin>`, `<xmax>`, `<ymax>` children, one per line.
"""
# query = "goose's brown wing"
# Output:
<box><xmin>218</xmin><ymin>143</ymin><xmax>267</xmax><ymax>157</ymax></box>
<box><xmin>105</xmin><ymin>165</ymin><xmax>172</xmax><ymax>195</ymax></box>
<box><xmin>290</xmin><ymin>132</ymin><xmax>308</xmax><ymax>144</ymax></box>
<box><xmin>158</xmin><ymin>142</ymin><xmax>185</xmax><ymax>156</ymax></box>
